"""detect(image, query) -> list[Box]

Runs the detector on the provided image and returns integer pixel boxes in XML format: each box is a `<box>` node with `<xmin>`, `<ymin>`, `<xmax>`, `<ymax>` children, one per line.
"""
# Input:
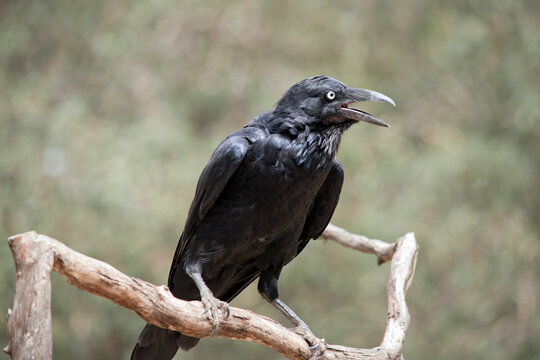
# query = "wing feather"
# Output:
<box><xmin>297</xmin><ymin>158</ymin><xmax>344</xmax><ymax>255</ymax></box>
<box><xmin>168</xmin><ymin>127</ymin><xmax>265</xmax><ymax>286</ymax></box>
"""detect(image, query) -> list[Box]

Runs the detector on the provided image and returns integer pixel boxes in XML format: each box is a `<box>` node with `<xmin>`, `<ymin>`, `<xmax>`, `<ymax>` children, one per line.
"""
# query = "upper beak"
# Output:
<box><xmin>340</xmin><ymin>88</ymin><xmax>396</xmax><ymax>127</ymax></box>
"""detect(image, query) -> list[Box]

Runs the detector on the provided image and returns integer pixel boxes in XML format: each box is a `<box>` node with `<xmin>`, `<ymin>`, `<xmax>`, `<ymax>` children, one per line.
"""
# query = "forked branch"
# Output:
<box><xmin>4</xmin><ymin>224</ymin><xmax>418</xmax><ymax>360</ymax></box>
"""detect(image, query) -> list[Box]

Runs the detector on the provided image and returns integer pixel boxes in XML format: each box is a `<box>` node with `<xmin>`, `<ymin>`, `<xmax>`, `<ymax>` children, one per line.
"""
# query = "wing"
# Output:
<box><xmin>297</xmin><ymin>158</ymin><xmax>344</xmax><ymax>255</ymax></box>
<box><xmin>168</xmin><ymin>126</ymin><xmax>266</xmax><ymax>286</ymax></box>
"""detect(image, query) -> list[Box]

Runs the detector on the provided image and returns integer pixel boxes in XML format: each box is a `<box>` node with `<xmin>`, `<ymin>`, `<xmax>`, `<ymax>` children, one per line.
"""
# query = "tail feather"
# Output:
<box><xmin>131</xmin><ymin>324</ymin><xmax>199</xmax><ymax>360</ymax></box>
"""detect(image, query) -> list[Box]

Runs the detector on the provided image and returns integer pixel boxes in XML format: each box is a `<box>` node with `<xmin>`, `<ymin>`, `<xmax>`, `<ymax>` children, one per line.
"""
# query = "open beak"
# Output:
<box><xmin>340</xmin><ymin>88</ymin><xmax>395</xmax><ymax>127</ymax></box>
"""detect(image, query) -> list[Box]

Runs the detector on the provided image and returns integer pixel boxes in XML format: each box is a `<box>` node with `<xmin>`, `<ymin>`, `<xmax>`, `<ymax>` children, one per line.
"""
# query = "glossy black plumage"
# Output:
<box><xmin>131</xmin><ymin>76</ymin><xmax>394</xmax><ymax>360</ymax></box>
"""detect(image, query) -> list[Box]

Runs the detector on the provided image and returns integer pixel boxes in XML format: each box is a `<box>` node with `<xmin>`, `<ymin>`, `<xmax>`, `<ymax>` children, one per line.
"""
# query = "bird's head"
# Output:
<box><xmin>276</xmin><ymin>76</ymin><xmax>395</xmax><ymax>129</ymax></box>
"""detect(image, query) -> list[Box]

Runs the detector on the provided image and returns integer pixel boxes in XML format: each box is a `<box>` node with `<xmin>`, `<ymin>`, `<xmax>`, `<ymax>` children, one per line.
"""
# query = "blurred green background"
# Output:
<box><xmin>1</xmin><ymin>0</ymin><xmax>539</xmax><ymax>359</ymax></box>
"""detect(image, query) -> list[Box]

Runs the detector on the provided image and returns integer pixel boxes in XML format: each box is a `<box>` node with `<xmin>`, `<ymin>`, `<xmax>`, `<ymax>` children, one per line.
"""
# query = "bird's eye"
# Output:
<box><xmin>325</xmin><ymin>90</ymin><xmax>336</xmax><ymax>101</ymax></box>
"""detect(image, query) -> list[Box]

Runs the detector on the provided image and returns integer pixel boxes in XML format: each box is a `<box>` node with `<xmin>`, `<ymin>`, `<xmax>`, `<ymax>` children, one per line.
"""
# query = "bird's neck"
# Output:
<box><xmin>266</xmin><ymin>113</ymin><xmax>346</xmax><ymax>170</ymax></box>
<box><xmin>290</xmin><ymin>126</ymin><xmax>343</xmax><ymax>170</ymax></box>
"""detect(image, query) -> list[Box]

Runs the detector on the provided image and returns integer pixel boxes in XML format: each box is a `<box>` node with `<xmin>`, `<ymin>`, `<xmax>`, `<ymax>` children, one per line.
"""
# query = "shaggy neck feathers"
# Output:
<box><xmin>265</xmin><ymin>110</ymin><xmax>350</xmax><ymax>170</ymax></box>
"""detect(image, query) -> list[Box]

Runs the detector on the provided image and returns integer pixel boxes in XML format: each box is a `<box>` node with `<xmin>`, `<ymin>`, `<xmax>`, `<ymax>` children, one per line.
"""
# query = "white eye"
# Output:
<box><xmin>325</xmin><ymin>90</ymin><xmax>336</xmax><ymax>101</ymax></box>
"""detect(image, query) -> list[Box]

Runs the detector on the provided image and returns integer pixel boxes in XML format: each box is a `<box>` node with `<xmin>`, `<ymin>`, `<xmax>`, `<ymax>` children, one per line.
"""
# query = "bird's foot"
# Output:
<box><xmin>201</xmin><ymin>295</ymin><xmax>230</xmax><ymax>335</ymax></box>
<box><xmin>294</xmin><ymin>322</ymin><xmax>326</xmax><ymax>360</ymax></box>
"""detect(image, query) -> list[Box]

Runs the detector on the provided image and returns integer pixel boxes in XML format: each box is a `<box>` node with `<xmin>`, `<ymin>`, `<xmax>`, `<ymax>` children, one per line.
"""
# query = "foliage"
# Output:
<box><xmin>1</xmin><ymin>0</ymin><xmax>539</xmax><ymax>359</ymax></box>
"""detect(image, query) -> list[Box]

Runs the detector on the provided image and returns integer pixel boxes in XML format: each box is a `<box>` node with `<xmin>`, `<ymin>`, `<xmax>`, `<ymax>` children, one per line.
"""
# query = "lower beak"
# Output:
<box><xmin>340</xmin><ymin>88</ymin><xmax>395</xmax><ymax>127</ymax></box>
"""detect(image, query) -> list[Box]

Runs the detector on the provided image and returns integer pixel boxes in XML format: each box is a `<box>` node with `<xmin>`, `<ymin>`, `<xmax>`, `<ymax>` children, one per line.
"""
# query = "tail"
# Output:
<box><xmin>131</xmin><ymin>324</ymin><xmax>200</xmax><ymax>360</ymax></box>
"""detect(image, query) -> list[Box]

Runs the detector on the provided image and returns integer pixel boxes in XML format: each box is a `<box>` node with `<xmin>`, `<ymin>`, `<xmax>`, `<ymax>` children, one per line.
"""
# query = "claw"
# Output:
<box><xmin>186</xmin><ymin>267</ymin><xmax>231</xmax><ymax>335</ymax></box>
<box><xmin>200</xmin><ymin>295</ymin><xmax>230</xmax><ymax>335</ymax></box>
<box><xmin>294</xmin><ymin>324</ymin><xmax>326</xmax><ymax>359</ymax></box>
<box><xmin>308</xmin><ymin>339</ymin><xmax>326</xmax><ymax>360</ymax></box>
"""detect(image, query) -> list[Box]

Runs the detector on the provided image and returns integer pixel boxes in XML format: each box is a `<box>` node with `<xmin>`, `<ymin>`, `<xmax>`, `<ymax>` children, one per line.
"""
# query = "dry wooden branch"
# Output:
<box><xmin>4</xmin><ymin>225</ymin><xmax>418</xmax><ymax>360</ymax></box>
<box><xmin>322</xmin><ymin>223</ymin><xmax>397</xmax><ymax>265</ymax></box>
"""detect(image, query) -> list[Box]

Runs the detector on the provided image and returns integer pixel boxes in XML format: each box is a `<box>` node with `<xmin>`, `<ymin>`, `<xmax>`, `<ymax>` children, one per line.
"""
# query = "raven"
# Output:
<box><xmin>131</xmin><ymin>76</ymin><xmax>394</xmax><ymax>360</ymax></box>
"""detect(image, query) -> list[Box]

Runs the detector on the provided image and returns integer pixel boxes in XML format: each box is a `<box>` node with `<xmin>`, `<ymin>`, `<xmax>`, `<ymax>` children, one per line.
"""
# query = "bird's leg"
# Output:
<box><xmin>258</xmin><ymin>272</ymin><xmax>326</xmax><ymax>359</ymax></box>
<box><xmin>185</xmin><ymin>264</ymin><xmax>230</xmax><ymax>335</ymax></box>
<box><xmin>269</xmin><ymin>298</ymin><xmax>326</xmax><ymax>359</ymax></box>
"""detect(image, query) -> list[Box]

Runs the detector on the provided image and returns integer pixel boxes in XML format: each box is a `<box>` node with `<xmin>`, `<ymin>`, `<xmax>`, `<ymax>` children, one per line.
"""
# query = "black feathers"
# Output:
<box><xmin>132</xmin><ymin>76</ymin><xmax>393</xmax><ymax>360</ymax></box>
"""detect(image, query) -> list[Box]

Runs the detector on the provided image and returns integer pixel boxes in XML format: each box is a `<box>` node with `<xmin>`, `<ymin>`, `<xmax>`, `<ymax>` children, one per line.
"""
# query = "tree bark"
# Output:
<box><xmin>4</xmin><ymin>225</ymin><xmax>418</xmax><ymax>360</ymax></box>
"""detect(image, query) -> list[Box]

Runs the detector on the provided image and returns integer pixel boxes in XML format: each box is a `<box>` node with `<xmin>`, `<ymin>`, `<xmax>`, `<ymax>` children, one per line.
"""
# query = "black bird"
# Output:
<box><xmin>131</xmin><ymin>76</ymin><xmax>394</xmax><ymax>360</ymax></box>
